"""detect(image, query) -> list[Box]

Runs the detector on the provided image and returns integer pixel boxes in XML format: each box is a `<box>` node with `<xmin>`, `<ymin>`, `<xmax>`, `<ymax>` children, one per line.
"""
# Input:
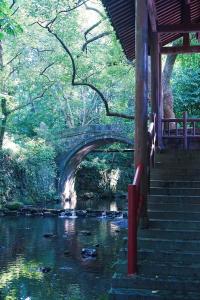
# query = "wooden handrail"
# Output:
<box><xmin>128</xmin><ymin>114</ymin><xmax>156</xmax><ymax>275</ymax></box>
<box><xmin>161</xmin><ymin>112</ymin><xmax>200</xmax><ymax>148</ymax></box>
<box><xmin>162</xmin><ymin>118</ymin><xmax>200</xmax><ymax>122</ymax></box>
<box><xmin>128</xmin><ymin>163</ymin><xmax>144</xmax><ymax>275</ymax></box>
<box><xmin>133</xmin><ymin>163</ymin><xmax>143</xmax><ymax>186</ymax></box>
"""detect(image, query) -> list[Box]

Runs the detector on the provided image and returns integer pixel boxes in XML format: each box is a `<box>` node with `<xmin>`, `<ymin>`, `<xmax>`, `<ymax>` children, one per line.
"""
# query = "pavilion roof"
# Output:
<box><xmin>101</xmin><ymin>0</ymin><xmax>200</xmax><ymax>60</ymax></box>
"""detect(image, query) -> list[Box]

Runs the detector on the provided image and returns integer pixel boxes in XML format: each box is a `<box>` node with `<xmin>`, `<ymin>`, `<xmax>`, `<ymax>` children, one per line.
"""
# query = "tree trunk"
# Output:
<box><xmin>162</xmin><ymin>53</ymin><xmax>177</xmax><ymax>119</ymax></box>
<box><xmin>0</xmin><ymin>41</ymin><xmax>6</xmax><ymax>150</ymax></box>
<box><xmin>0</xmin><ymin>98</ymin><xmax>8</xmax><ymax>150</ymax></box>
<box><xmin>0</xmin><ymin>41</ymin><xmax>3</xmax><ymax>68</ymax></box>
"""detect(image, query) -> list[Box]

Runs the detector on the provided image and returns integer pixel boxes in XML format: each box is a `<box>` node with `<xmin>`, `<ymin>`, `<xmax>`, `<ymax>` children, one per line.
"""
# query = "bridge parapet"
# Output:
<box><xmin>51</xmin><ymin>124</ymin><xmax>131</xmax><ymax>153</ymax></box>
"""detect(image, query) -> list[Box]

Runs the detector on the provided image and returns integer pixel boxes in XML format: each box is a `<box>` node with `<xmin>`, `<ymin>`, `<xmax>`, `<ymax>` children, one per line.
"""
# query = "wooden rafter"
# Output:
<box><xmin>147</xmin><ymin>0</ymin><xmax>157</xmax><ymax>32</ymax></box>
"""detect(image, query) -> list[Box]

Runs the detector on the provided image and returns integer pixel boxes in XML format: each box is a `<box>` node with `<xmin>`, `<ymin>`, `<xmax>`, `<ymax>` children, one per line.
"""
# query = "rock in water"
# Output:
<box><xmin>39</xmin><ymin>266</ymin><xmax>52</xmax><ymax>273</ymax></box>
<box><xmin>80</xmin><ymin>230</ymin><xmax>92</xmax><ymax>236</ymax></box>
<box><xmin>43</xmin><ymin>233</ymin><xmax>56</xmax><ymax>238</ymax></box>
<box><xmin>81</xmin><ymin>248</ymin><xmax>97</xmax><ymax>257</ymax></box>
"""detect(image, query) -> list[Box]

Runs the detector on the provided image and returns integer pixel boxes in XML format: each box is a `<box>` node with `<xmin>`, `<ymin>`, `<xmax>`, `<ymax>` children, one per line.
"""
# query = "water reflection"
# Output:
<box><xmin>75</xmin><ymin>197</ymin><xmax>126</xmax><ymax>211</ymax></box>
<box><xmin>0</xmin><ymin>216</ymin><xmax>126</xmax><ymax>300</ymax></box>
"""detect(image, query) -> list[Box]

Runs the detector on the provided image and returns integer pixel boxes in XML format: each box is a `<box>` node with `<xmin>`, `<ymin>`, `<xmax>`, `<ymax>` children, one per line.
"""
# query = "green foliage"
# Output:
<box><xmin>0</xmin><ymin>149</ymin><xmax>22</xmax><ymax>204</ymax></box>
<box><xmin>0</xmin><ymin>139</ymin><xmax>57</xmax><ymax>205</ymax></box>
<box><xmin>18</xmin><ymin>138</ymin><xmax>57</xmax><ymax>201</ymax></box>
<box><xmin>5</xmin><ymin>200</ymin><xmax>23</xmax><ymax>210</ymax></box>
<box><xmin>172</xmin><ymin>59</ymin><xmax>200</xmax><ymax>117</ymax></box>
<box><xmin>0</xmin><ymin>0</ymin><xmax>23</xmax><ymax>40</ymax></box>
<box><xmin>0</xmin><ymin>0</ymin><xmax>134</xmax><ymax>205</ymax></box>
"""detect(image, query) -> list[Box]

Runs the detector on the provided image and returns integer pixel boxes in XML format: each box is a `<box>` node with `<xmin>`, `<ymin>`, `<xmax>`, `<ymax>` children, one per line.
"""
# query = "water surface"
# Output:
<box><xmin>0</xmin><ymin>216</ymin><xmax>127</xmax><ymax>300</ymax></box>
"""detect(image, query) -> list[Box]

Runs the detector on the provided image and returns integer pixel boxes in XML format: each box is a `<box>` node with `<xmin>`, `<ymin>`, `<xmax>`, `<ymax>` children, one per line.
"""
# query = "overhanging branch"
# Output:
<box><xmin>37</xmin><ymin>22</ymin><xmax>134</xmax><ymax>120</ymax></box>
<box><xmin>82</xmin><ymin>31</ymin><xmax>112</xmax><ymax>52</ymax></box>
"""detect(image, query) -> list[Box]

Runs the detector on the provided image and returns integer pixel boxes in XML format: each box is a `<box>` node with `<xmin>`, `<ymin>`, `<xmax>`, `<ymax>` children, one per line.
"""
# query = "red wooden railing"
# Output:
<box><xmin>128</xmin><ymin>114</ymin><xmax>156</xmax><ymax>275</ymax></box>
<box><xmin>128</xmin><ymin>163</ymin><xmax>144</xmax><ymax>275</ymax></box>
<box><xmin>162</xmin><ymin>112</ymin><xmax>200</xmax><ymax>149</ymax></box>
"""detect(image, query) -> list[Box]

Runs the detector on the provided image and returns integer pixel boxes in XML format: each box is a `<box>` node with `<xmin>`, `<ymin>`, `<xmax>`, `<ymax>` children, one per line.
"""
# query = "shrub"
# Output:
<box><xmin>5</xmin><ymin>201</ymin><xmax>24</xmax><ymax>210</ymax></box>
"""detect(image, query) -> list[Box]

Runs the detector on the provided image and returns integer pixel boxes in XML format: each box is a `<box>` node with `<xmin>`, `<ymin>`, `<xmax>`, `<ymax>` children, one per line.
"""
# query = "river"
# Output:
<box><xmin>0</xmin><ymin>215</ymin><xmax>127</xmax><ymax>300</ymax></box>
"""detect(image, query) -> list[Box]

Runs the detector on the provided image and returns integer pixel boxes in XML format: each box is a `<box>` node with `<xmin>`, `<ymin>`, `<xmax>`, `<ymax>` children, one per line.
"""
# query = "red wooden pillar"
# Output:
<box><xmin>134</xmin><ymin>0</ymin><xmax>148</xmax><ymax>225</ymax></box>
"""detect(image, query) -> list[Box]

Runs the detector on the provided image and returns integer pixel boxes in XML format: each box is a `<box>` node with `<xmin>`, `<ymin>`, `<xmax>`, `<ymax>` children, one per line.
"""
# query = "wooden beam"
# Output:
<box><xmin>147</xmin><ymin>0</ymin><xmax>157</xmax><ymax>32</ymax></box>
<box><xmin>161</xmin><ymin>46</ymin><xmax>200</xmax><ymax>54</ymax></box>
<box><xmin>158</xmin><ymin>23</ymin><xmax>200</xmax><ymax>33</ymax></box>
<box><xmin>183</xmin><ymin>34</ymin><xmax>190</xmax><ymax>46</ymax></box>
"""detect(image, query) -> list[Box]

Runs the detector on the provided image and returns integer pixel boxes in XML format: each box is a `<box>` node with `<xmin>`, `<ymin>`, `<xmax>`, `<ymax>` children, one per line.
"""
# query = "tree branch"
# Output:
<box><xmin>84</xmin><ymin>3</ymin><xmax>105</xmax><ymax>19</ymax></box>
<box><xmin>5</xmin><ymin>51</ymin><xmax>22</xmax><ymax>66</ymax></box>
<box><xmin>7</xmin><ymin>84</ymin><xmax>53</xmax><ymax>115</ymax></box>
<box><xmin>45</xmin><ymin>0</ymin><xmax>89</xmax><ymax>28</ymax></box>
<box><xmin>84</xmin><ymin>20</ymin><xmax>102</xmax><ymax>40</ymax></box>
<box><xmin>11</xmin><ymin>6</ymin><xmax>19</xmax><ymax>16</ymax></box>
<box><xmin>82</xmin><ymin>31</ymin><xmax>112</xmax><ymax>52</ymax></box>
<box><xmin>37</xmin><ymin>23</ymin><xmax>134</xmax><ymax>120</ymax></box>
<box><xmin>31</xmin><ymin>47</ymin><xmax>54</xmax><ymax>54</ymax></box>
<box><xmin>10</xmin><ymin>0</ymin><xmax>16</xmax><ymax>9</ymax></box>
<box><xmin>40</xmin><ymin>62</ymin><xmax>55</xmax><ymax>75</ymax></box>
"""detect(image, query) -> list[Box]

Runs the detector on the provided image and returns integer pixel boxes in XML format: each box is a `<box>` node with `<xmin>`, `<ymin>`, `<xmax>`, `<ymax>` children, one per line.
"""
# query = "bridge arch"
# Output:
<box><xmin>58</xmin><ymin>133</ymin><xmax>133</xmax><ymax>209</ymax></box>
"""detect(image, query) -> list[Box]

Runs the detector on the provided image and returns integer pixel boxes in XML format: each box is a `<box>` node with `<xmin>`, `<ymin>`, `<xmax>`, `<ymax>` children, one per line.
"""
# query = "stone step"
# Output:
<box><xmin>116</xmin><ymin>260</ymin><xmax>200</xmax><ymax>279</ymax></box>
<box><xmin>149</xmin><ymin>195</ymin><xmax>200</xmax><ymax>204</ymax></box>
<box><xmin>109</xmin><ymin>287</ymin><xmax>200</xmax><ymax>300</ymax></box>
<box><xmin>151</xmin><ymin>168</ymin><xmax>200</xmax><ymax>177</ymax></box>
<box><xmin>150</xmin><ymin>180</ymin><xmax>200</xmax><ymax>188</ymax></box>
<box><xmin>155</xmin><ymin>150</ymin><xmax>200</xmax><ymax>160</ymax></box>
<box><xmin>112</xmin><ymin>273</ymin><xmax>200</xmax><ymax>292</ymax></box>
<box><xmin>119</xmin><ymin>248</ymin><xmax>200</xmax><ymax>265</ymax></box>
<box><xmin>148</xmin><ymin>210</ymin><xmax>200</xmax><ymax>221</ymax></box>
<box><xmin>149</xmin><ymin>219</ymin><xmax>200</xmax><ymax>230</ymax></box>
<box><xmin>138</xmin><ymin>237</ymin><xmax>200</xmax><ymax>252</ymax></box>
<box><xmin>149</xmin><ymin>203</ymin><xmax>200</xmax><ymax>212</ymax></box>
<box><xmin>155</xmin><ymin>161</ymin><xmax>200</xmax><ymax>169</ymax></box>
<box><xmin>139</xmin><ymin>228</ymin><xmax>200</xmax><ymax>240</ymax></box>
<box><xmin>150</xmin><ymin>187</ymin><xmax>200</xmax><ymax>196</ymax></box>
<box><xmin>151</xmin><ymin>174</ymin><xmax>200</xmax><ymax>180</ymax></box>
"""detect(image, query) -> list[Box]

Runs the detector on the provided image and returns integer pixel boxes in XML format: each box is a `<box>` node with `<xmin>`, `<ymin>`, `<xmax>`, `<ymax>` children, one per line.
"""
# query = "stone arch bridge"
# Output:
<box><xmin>56</xmin><ymin>124</ymin><xmax>133</xmax><ymax>207</ymax></box>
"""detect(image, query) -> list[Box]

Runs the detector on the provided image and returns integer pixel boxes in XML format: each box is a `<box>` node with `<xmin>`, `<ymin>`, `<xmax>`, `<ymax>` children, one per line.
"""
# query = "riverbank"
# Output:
<box><xmin>0</xmin><ymin>207</ymin><xmax>128</xmax><ymax>218</ymax></box>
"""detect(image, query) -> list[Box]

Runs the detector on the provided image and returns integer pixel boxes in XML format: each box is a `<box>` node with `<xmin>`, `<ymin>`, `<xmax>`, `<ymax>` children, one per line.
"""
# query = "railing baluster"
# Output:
<box><xmin>162</xmin><ymin>114</ymin><xmax>200</xmax><ymax>145</ymax></box>
<box><xmin>168</xmin><ymin>121</ymin><xmax>170</xmax><ymax>136</ymax></box>
<box><xmin>183</xmin><ymin>111</ymin><xmax>188</xmax><ymax>150</ymax></box>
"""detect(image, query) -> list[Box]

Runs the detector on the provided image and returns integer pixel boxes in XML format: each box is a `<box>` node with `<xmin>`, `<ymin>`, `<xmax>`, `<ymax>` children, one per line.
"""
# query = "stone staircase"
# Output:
<box><xmin>110</xmin><ymin>150</ymin><xmax>200</xmax><ymax>300</ymax></box>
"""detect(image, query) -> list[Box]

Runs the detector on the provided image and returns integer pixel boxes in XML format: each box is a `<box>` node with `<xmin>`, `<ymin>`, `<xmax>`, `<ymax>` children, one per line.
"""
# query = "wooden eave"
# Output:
<box><xmin>101</xmin><ymin>0</ymin><xmax>200</xmax><ymax>60</ymax></box>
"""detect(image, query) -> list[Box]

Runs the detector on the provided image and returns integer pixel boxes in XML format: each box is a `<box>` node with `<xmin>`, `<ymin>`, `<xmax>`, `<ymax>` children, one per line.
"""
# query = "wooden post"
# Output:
<box><xmin>183</xmin><ymin>111</ymin><xmax>188</xmax><ymax>149</ymax></box>
<box><xmin>150</xmin><ymin>32</ymin><xmax>159</xmax><ymax>137</ymax></box>
<box><xmin>135</xmin><ymin>0</ymin><xmax>148</xmax><ymax>227</ymax></box>
<box><xmin>128</xmin><ymin>184</ymin><xmax>138</xmax><ymax>275</ymax></box>
<box><xmin>158</xmin><ymin>52</ymin><xmax>163</xmax><ymax>148</ymax></box>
